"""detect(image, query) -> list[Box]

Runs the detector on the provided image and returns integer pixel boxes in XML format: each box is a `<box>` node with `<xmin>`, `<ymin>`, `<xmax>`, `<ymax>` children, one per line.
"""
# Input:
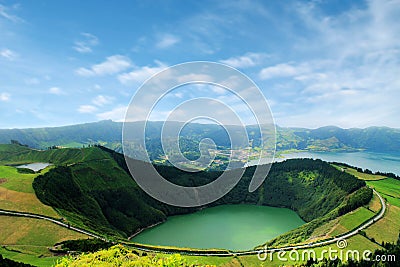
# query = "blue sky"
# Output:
<box><xmin>0</xmin><ymin>0</ymin><xmax>399</xmax><ymax>129</ymax></box>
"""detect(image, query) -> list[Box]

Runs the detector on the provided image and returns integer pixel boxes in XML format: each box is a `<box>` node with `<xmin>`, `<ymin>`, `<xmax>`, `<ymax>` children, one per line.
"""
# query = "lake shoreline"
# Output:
<box><xmin>15</xmin><ymin>162</ymin><xmax>51</xmax><ymax>172</ymax></box>
<box><xmin>128</xmin><ymin>220</ymin><xmax>166</xmax><ymax>240</ymax></box>
<box><xmin>274</xmin><ymin>150</ymin><xmax>400</xmax><ymax>175</ymax></box>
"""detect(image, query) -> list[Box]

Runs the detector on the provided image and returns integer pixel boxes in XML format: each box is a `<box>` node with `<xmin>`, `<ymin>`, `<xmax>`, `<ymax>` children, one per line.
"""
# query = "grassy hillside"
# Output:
<box><xmin>15</xmin><ymin>144</ymin><xmax>367</xmax><ymax>245</ymax></box>
<box><xmin>0</xmin><ymin>145</ymin><xmax>93</xmax><ymax>266</ymax></box>
<box><xmin>32</xmin><ymin>150</ymin><xmax>166</xmax><ymax>238</ymax></box>
<box><xmin>0</xmin><ymin>163</ymin><xmax>58</xmax><ymax>217</ymax></box>
<box><xmin>0</xmin><ymin>120</ymin><xmax>122</xmax><ymax>149</ymax></box>
<box><xmin>0</xmin><ymin>143</ymin><xmax>112</xmax><ymax>165</ymax></box>
<box><xmin>1</xmin><ymin>144</ymin><xmax>396</xmax><ymax>267</ymax></box>
<box><xmin>0</xmin><ymin>216</ymin><xmax>88</xmax><ymax>257</ymax></box>
<box><xmin>367</xmin><ymin>178</ymin><xmax>400</xmax><ymax>205</ymax></box>
<box><xmin>337</xmin><ymin>166</ymin><xmax>400</xmax><ymax>243</ymax></box>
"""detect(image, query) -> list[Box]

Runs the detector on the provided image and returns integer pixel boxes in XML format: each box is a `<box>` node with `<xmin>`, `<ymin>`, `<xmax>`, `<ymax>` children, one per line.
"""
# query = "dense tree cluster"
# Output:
<box><xmin>16</xmin><ymin>168</ymin><xmax>35</xmax><ymax>174</ymax></box>
<box><xmin>10</xmin><ymin>139</ymin><xmax>28</xmax><ymax>147</ymax></box>
<box><xmin>52</xmin><ymin>239</ymin><xmax>114</xmax><ymax>253</ymax></box>
<box><xmin>0</xmin><ymin>254</ymin><xmax>34</xmax><ymax>267</ymax></box>
<box><xmin>33</xmin><ymin>162</ymin><xmax>166</xmax><ymax>238</ymax></box>
<box><xmin>338</xmin><ymin>187</ymin><xmax>373</xmax><ymax>216</ymax></box>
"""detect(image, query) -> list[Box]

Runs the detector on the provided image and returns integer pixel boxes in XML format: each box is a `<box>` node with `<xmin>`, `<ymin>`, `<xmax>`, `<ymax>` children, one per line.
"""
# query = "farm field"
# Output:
<box><xmin>0</xmin><ymin>247</ymin><xmax>58</xmax><ymax>267</ymax></box>
<box><xmin>330</xmin><ymin>207</ymin><xmax>375</xmax><ymax>236</ymax></box>
<box><xmin>340</xmin><ymin>166</ymin><xmax>387</xmax><ymax>181</ymax></box>
<box><xmin>0</xmin><ymin>165</ymin><xmax>58</xmax><ymax>217</ymax></box>
<box><xmin>0</xmin><ymin>216</ymin><xmax>88</xmax><ymax>266</ymax></box>
<box><xmin>367</xmin><ymin>178</ymin><xmax>400</xmax><ymax>205</ymax></box>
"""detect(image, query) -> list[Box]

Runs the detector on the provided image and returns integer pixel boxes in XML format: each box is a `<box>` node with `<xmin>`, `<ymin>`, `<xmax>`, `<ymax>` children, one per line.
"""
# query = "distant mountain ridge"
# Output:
<box><xmin>0</xmin><ymin>120</ymin><xmax>399</xmax><ymax>153</ymax></box>
<box><xmin>275</xmin><ymin>125</ymin><xmax>400</xmax><ymax>153</ymax></box>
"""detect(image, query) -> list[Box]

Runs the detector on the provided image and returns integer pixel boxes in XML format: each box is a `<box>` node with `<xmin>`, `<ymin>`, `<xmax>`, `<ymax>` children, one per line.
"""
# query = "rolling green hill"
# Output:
<box><xmin>0</xmin><ymin>144</ymin><xmax>370</xmax><ymax>245</ymax></box>
<box><xmin>0</xmin><ymin>143</ymin><xmax>111</xmax><ymax>165</ymax></box>
<box><xmin>283</xmin><ymin>125</ymin><xmax>400</xmax><ymax>152</ymax></box>
<box><xmin>0</xmin><ymin>120</ymin><xmax>122</xmax><ymax>149</ymax></box>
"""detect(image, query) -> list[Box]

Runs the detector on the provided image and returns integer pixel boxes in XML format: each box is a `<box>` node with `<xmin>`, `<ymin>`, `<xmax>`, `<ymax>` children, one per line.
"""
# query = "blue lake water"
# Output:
<box><xmin>278</xmin><ymin>151</ymin><xmax>400</xmax><ymax>175</ymax></box>
<box><xmin>132</xmin><ymin>204</ymin><xmax>305</xmax><ymax>251</ymax></box>
<box><xmin>16</xmin><ymin>162</ymin><xmax>51</xmax><ymax>172</ymax></box>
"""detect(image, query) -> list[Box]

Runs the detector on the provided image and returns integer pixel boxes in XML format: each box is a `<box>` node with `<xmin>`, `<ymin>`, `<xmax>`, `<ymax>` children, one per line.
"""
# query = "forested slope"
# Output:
<box><xmin>16</xmin><ymin>144</ymin><xmax>370</xmax><ymax>242</ymax></box>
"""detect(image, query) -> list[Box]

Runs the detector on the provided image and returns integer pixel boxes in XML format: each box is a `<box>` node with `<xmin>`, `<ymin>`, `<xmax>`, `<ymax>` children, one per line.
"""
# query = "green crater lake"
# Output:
<box><xmin>132</xmin><ymin>204</ymin><xmax>305</xmax><ymax>251</ymax></box>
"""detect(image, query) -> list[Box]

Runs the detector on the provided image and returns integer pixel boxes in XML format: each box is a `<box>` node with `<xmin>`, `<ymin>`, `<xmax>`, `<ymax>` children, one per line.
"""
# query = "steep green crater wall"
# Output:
<box><xmin>28</xmin><ymin>145</ymin><xmax>371</xmax><ymax>247</ymax></box>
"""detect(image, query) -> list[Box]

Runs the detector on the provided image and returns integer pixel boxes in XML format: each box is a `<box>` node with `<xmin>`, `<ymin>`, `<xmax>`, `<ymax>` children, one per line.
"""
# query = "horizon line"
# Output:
<box><xmin>0</xmin><ymin>119</ymin><xmax>399</xmax><ymax>131</ymax></box>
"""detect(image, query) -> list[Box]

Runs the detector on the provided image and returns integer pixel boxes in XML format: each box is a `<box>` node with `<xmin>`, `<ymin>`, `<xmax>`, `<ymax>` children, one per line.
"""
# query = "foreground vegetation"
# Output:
<box><xmin>49</xmin><ymin>234</ymin><xmax>400</xmax><ymax>267</ymax></box>
<box><xmin>54</xmin><ymin>245</ymin><xmax>211</xmax><ymax>267</ymax></box>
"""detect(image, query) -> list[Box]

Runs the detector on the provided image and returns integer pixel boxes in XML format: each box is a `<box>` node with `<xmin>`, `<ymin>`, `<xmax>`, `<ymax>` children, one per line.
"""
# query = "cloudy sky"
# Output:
<box><xmin>0</xmin><ymin>0</ymin><xmax>399</xmax><ymax>129</ymax></box>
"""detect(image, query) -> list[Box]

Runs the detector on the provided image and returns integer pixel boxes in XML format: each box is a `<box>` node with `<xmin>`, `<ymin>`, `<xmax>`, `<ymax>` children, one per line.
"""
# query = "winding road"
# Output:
<box><xmin>243</xmin><ymin>189</ymin><xmax>386</xmax><ymax>257</ymax></box>
<box><xmin>0</xmin><ymin>189</ymin><xmax>386</xmax><ymax>257</ymax></box>
<box><xmin>0</xmin><ymin>209</ymin><xmax>105</xmax><ymax>240</ymax></box>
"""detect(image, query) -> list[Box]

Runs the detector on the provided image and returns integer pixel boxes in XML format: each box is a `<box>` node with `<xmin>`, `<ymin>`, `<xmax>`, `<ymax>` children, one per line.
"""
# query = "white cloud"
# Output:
<box><xmin>48</xmin><ymin>87</ymin><xmax>64</xmax><ymax>95</ymax></box>
<box><xmin>96</xmin><ymin>106</ymin><xmax>127</xmax><ymax>121</ymax></box>
<box><xmin>118</xmin><ymin>62</ymin><xmax>167</xmax><ymax>85</ymax></box>
<box><xmin>156</xmin><ymin>34</ymin><xmax>180</xmax><ymax>49</ymax></box>
<box><xmin>292</xmin><ymin>0</ymin><xmax>400</xmax><ymax>60</ymax></box>
<box><xmin>176</xmin><ymin>73</ymin><xmax>214</xmax><ymax>83</ymax></box>
<box><xmin>73</xmin><ymin>32</ymin><xmax>99</xmax><ymax>53</ymax></box>
<box><xmin>220</xmin><ymin>53</ymin><xmax>267</xmax><ymax>68</ymax></box>
<box><xmin>267</xmin><ymin>0</ymin><xmax>400</xmax><ymax>128</ymax></box>
<box><xmin>75</xmin><ymin>68</ymin><xmax>93</xmax><ymax>76</ymax></box>
<box><xmin>92</xmin><ymin>95</ymin><xmax>113</xmax><ymax>106</ymax></box>
<box><xmin>211</xmin><ymin>86</ymin><xmax>226</xmax><ymax>95</ymax></box>
<box><xmin>75</xmin><ymin>55</ymin><xmax>131</xmax><ymax>77</ymax></box>
<box><xmin>78</xmin><ymin>105</ymin><xmax>97</xmax><ymax>113</ymax></box>
<box><xmin>0</xmin><ymin>4</ymin><xmax>23</xmax><ymax>23</ymax></box>
<box><xmin>259</xmin><ymin>63</ymin><xmax>310</xmax><ymax>80</ymax></box>
<box><xmin>0</xmin><ymin>92</ymin><xmax>10</xmax><ymax>101</ymax></box>
<box><xmin>0</xmin><ymin>49</ymin><xmax>18</xmax><ymax>60</ymax></box>
<box><xmin>174</xmin><ymin>92</ymin><xmax>183</xmax><ymax>98</ymax></box>
<box><xmin>269</xmin><ymin>57</ymin><xmax>400</xmax><ymax>128</ymax></box>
